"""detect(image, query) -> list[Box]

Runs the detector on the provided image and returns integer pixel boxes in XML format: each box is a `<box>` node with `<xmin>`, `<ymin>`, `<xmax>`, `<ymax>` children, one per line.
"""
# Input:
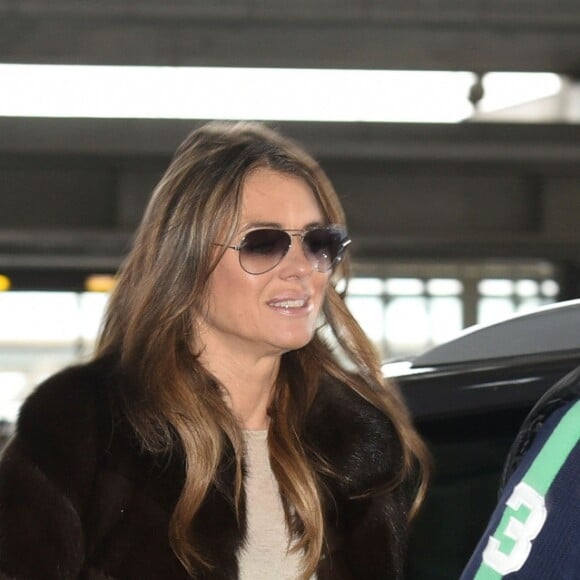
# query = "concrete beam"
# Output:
<box><xmin>0</xmin><ymin>1</ymin><xmax>579</xmax><ymax>73</ymax></box>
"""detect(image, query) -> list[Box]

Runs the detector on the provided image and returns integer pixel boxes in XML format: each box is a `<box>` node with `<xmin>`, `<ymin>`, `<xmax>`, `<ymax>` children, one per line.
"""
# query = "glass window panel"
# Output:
<box><xmin>541</xmin><ymin>279</ymin><xmax>560</xmax><ymax>298</ymax></box>
<box><xmin>478</xmin><ymin>279</ymin><xmax>514</xmax><ymax>297</ymax></box>
<box><xmin>0</xmin><ymin>291</ymin><xmax>111</xmax><ymax>425</ymax></box>
<box><xmin>79</xmin><ymin>292</ymin><xmax>109</xmax><ymax>343</ymax></box>
<box><xmin>0</xmin><ymin>372</ymin><xmax>28</xmax><ymax>422</ymax></box>
<box><xmin>0</xmin><ymin>292</ymin><xmax>80</xmax><ymax>343</ymax></box>
<box><xmin>477</xmin><ymin>297</ymin><xmax>515</xmax><ymax>325</ymax></box>
<box><xmin>515</xmin><ymin>279</ymin><xmax>539</xmax><ymax>297</ymax></box>
<box><xmin>346</xmin><ymin>277</ymin><xmax>383</xmax><ymax>295</ymax></box>
<box><xmin>384</xmin><ymin>278</ymin><xmax>424</xmax><ymax>296</ymax></box>
<box><xmin>517</xmin><ymin>297</ymin><xmax>543</xmax><ymax>313</ymax></box>
<box><xmin>426</xmin><ymin>278</ymin><xmax>463</xmax><ymax>296</ymax></box>
<box><xmin>429</xmin><ymin>297</ymin><xmax>463</xmax><ymax>343</ymax></box>
<box><xmin>384</xmin><ymin>296</ymin><xmax>429</xmax><ymax>355</ymax></box>
<box><xmin>345</xmin><ymin>296</ymin><xmax>384</xmax><ymax>343</ymax></box>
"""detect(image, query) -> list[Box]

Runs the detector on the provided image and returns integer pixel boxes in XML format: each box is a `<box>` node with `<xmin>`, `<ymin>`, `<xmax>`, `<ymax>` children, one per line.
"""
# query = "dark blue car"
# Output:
<box><xmin>384</xmin><ymin>300</ymin><xmax>580</xmax><ymax>579</ymax></box>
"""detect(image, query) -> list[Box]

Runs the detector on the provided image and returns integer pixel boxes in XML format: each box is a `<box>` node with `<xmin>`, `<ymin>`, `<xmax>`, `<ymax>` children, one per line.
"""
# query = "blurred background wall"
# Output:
<box><xmin>1</xmin><ymin>0</ymin><xmax>580</xmax><ymax>422</ymax></box>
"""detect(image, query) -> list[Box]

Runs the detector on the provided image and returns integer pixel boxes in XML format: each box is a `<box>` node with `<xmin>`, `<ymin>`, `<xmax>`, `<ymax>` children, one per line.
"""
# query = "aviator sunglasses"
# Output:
<box><xmin>217</xmin><ymin>225</ymin><xmax>351</xmax><ymax>275</ymax></box>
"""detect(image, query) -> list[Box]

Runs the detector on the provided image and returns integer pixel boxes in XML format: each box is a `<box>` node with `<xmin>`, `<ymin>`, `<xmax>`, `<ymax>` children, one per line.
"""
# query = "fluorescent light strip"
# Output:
<box><xmin>0</xmin><ymin>65</ymin><xmax>475</xmax><ymax>122</ymax></box>
<box><xmin>479</xmin><ymin>72</ymin><xmax>563</xmax><ymax>113</ymax></box>
<box><xmin>0</xmin><ymin>65</ymin><xmax>562</xmax><ymax>123</ymax></box>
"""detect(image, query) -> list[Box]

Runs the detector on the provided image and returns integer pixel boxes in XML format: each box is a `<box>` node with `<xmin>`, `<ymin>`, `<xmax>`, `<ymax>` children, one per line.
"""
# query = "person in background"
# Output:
<box><xmin>0</xmin><ymin>121</ymin><xmax>429</xmax><ymax>580</ymax></box>
<box><xmin>461</xmin><ymin>364</ymin><xmax>580</xmax><ymax>579</ymax></box>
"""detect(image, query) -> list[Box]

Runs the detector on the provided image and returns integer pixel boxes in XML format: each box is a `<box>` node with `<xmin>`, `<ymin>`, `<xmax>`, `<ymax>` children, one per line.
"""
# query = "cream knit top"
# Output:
<box><xmin>238</xmin><ymin>430</ymin><xmax>315</xmax><ymax>580</ymax></box>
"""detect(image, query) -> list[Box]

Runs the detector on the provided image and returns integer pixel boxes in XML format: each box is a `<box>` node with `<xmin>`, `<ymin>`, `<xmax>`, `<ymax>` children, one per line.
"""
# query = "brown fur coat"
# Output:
<box><xmin>0</xmin><ymin>357</ymin><xmax>409</xmax><ymax>579</ymax></box>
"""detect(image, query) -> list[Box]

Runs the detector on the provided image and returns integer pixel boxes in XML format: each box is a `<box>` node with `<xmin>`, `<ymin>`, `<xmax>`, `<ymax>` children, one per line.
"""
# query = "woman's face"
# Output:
<box><xmin>197</xmin><ymin>167</ymin><xmax>331</xmax><ymax>361</ymax></box>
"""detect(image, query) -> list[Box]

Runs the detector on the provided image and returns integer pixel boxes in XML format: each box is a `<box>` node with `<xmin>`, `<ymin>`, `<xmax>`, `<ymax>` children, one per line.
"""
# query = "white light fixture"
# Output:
<box><xmin>0</xmin><ymin>64</ymin><xmax>475</xmax><ymax>123</ymax></box>
<box><xmin>0</xmin><ymin>64</ymin><xmax>565</xmax><ymax>123</ymax></box>
<box><xmin>478</xmin><ymin>72</ymin><xmax>563</xmax><ymax>113</ymax></box>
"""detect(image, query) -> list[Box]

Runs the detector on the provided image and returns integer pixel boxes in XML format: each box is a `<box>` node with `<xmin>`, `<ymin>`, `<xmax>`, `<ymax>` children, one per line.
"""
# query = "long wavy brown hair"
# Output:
<box><xmin>96</xmin><ymin>121</ymin><xmax>429</xmax><ymax>579</ymax></box>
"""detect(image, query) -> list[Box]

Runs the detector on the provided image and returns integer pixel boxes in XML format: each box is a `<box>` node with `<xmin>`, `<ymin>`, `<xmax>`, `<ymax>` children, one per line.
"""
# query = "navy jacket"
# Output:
<box><xmin>461</xmin><ymin>366</ymin><xmax>580</xmax><ymax>579</ymax></box>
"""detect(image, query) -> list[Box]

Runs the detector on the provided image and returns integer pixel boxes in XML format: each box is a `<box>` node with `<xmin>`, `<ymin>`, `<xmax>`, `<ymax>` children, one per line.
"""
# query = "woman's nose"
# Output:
<box><xmin>279</xmin><ymin>235</ymin><xmax>314</xmax><ymax>277</ymax></box>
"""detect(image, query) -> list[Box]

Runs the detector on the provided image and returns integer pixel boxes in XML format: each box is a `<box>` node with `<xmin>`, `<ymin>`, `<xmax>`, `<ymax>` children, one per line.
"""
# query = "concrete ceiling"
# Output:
<box><xmin>1</xmin><ymin>0</ymin><xmax>579</xmax><ymax>73</ymax></box>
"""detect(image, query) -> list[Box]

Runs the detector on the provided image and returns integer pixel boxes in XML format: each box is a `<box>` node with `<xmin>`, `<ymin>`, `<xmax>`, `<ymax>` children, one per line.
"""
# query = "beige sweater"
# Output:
<box><xmin>238</xmin><ymin>430</ymin><xmax>315</xmax><ymax>580</ymax></box>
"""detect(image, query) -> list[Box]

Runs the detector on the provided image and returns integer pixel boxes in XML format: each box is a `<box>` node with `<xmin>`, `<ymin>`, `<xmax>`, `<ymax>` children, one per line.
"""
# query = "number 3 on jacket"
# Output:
<box><xmin>481</xmin><ymin>482</ymin><xmax>547</xmax><ymax>576</ymax></box>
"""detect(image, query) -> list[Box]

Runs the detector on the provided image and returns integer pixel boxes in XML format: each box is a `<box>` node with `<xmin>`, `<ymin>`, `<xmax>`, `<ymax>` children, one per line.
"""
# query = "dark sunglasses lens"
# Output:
<box><xmin>303</xmin><ymin>228</ymin><xmax>344</xmax><ymax>272</ymax></box>
<box><xmin>239</xmin><ymin>229</ymin><xmax>290</xmax><ymax>274</ymax></box>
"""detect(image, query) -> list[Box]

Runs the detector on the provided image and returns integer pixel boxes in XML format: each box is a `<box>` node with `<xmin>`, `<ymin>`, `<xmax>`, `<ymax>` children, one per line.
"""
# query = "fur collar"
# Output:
<box><xmin>21</xmin><ymin>355</ymin><xmax>400</xmax><ymax>497</ymax></box>
<box><xmin>5</xmin><ymin>355</ymin><xmax>405</xmax><ymax>579</ymax></box>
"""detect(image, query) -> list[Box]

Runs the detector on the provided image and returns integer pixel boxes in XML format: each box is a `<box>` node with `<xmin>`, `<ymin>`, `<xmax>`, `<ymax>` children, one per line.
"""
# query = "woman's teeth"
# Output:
<box><xmin>271</xmin><ymin>299</ymin><xmax>306</xmax><ymax>308</ymax></box>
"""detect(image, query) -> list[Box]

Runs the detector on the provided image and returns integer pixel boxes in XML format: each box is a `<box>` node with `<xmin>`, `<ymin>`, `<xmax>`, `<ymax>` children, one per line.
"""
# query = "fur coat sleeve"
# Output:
<box><xmin>305</xmin><ymin>378</ymin><xmax>410</xmax><ymax>579</ymax></box>
<box><xmin>0</xmin><ymin>358</ymin><xmax>412</xmax><ymax>580</ymax></box>
<box><xmin>0</xmin><ymin>363</ymin><xmax>107</xmax><ymax>579</ymax></box>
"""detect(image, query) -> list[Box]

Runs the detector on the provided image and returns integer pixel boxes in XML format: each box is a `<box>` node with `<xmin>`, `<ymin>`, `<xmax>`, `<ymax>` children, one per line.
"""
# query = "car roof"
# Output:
<box><xmin>411</xmin><ymin>299</ymin><xmax>580</xmax><ymax>367</ymax></box>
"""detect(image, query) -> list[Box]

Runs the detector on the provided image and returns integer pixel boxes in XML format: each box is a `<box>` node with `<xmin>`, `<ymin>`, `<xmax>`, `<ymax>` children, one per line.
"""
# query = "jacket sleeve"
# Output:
<box><xmin>348</xmin><ymin>485</ymin><xmax>409</xmax><ymax>579</ymax></box>
<box><xmin>317</xmin><ymin>482</ymin><xmax>409</xmax><ymax>580</ymax></box>
<box><xmin>460</xmin><ymin>399</ymin><xmax>580</xmax><ymax>580</ymax></box>
<box><xmin>0</xmin><ymin>366</ymin><xmax>104</xmax><ymax>579</ymax></box>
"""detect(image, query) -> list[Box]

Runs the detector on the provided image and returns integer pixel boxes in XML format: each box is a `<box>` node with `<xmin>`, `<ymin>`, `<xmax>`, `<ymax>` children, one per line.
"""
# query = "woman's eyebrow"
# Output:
<box><xmin>239</xmin><ymin>221</ymin><xmax>283</xmax><ymax>233</ymax></box>
<box><xmin>238</xmin><ymin>220</ymin><xmax>324</xmax><ymax>234</ymax></box>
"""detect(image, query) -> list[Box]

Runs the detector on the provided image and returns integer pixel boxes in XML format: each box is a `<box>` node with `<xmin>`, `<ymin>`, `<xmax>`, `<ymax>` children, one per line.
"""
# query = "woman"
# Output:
<box><xmin>0</xmin><ymin>121</ymin><xmax>429</xmax><ymax>579</ymax></box>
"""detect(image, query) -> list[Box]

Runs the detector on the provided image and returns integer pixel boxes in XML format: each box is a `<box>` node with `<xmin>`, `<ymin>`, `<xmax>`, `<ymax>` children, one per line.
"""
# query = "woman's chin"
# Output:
<box><xmin>271</xmin><ymin>330</ymin><xmax>315</xmax><ymax>353</ymax></box>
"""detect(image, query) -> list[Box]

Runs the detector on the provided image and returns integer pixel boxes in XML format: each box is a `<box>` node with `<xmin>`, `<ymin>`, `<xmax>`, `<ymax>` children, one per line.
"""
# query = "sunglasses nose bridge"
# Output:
<box><xmin>284</xmin><ymin>231</ymin><xmax>317</xmax><ymax>272</ymax></box>
<box><xmin>291</xmin><ymin>231</ymin><xmax>312</xmax><ymax>258</ymax></box>
<box><xmin>288</xmin><ymin>232</ymin><xmax>305</xmax><ymax>244</ymax></box>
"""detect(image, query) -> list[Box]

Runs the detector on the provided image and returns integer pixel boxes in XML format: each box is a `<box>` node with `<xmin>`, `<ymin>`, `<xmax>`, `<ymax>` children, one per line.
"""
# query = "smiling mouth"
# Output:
<box><xmin>269</xmin><ymin>299</ymin><xmax>307</xmax><ymax>309</ymax></box>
